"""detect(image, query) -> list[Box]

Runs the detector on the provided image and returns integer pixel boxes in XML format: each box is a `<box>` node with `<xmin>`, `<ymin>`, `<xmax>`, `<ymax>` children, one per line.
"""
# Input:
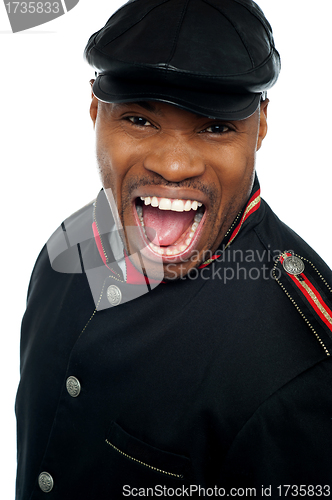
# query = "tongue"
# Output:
<box><xmin>143</xmin><ymin>205</ymin><xmax>194</xmax><ymax>246</ymax></box>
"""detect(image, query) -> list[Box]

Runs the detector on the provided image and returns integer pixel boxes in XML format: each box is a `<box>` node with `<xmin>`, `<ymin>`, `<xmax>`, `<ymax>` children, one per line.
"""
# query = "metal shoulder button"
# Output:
<box><xmin>282</xmin><ymin>253</ymin><xmax>305</xmax><ymax>276</ymax></box>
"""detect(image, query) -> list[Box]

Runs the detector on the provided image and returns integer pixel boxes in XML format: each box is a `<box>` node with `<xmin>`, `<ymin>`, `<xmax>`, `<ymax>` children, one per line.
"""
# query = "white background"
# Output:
<box><xmin>1</xmin><ymin>0</ymin><xmax>331</xmax><ymax>497</ymax></box>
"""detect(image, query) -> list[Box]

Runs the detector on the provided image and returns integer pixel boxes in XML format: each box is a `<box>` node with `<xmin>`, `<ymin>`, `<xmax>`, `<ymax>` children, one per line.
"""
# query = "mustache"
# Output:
<box><xmin>124</xmin><ymin>175</ymin><xmax>218</xmax><ymax>201</ymax></box>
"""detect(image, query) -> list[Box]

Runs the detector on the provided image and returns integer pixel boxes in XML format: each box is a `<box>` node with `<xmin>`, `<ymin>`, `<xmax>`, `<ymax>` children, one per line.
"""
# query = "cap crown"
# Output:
<box><xmin>84</xmin><ymin>0</ymin><xmax>280</xmax><ymax>119</ymax></box>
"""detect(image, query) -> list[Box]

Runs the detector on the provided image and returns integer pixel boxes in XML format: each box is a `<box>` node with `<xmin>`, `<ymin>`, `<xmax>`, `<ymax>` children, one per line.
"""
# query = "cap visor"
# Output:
<box><xmin>93</xmin><ymin>75</ymin><xmax>261</xmax><ymax>121</ymax></box>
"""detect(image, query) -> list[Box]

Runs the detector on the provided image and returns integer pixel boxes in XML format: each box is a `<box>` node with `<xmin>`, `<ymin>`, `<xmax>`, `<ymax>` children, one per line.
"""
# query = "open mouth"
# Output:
<box><xmin>134</xmin><ymin>195</ymin><xmax>206</xmax><ymax>259</ymax></box>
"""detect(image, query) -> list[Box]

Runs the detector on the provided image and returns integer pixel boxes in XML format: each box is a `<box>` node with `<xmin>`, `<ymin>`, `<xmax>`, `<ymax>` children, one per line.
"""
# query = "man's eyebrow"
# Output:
<box><xmin>136</xmin><ymin>101</ymin><xmax>159</xmax><ymax>113</ymax></box>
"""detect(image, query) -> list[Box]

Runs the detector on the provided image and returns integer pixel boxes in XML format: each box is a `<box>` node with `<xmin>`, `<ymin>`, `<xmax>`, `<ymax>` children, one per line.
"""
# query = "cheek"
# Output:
<box><xmin>95</xmin><ymin>133</ymin><xmax>130</xmax><ymax>197</ymax></box>
<box><xmin>212</xmin><ymin>145</ymin><xmax>256</xmax><ymax>193</ymax></box>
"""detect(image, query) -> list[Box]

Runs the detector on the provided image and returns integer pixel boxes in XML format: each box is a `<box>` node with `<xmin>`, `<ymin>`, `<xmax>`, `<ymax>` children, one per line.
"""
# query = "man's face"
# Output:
<box><xmin>90</xmin><ymin>96</ymin><xmax>268</xmax><ymax>280</ymax></box>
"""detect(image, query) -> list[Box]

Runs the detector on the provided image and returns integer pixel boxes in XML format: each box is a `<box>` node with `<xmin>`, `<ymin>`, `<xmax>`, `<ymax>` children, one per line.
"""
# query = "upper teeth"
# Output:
<box><xmin>140</xmin><ymin>196</ymin><xmax>202</xmax><ymax>212</ymax></box>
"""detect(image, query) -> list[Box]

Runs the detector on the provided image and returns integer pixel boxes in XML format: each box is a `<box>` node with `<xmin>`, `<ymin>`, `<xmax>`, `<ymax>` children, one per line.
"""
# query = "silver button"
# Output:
<box><xmin>38</xmin><ymin>472</ymin><xmax>54</xmax><ymax>493</ymax></box>
<box><xmin>283</xmin><ymin>255</ymin><xmax>305</xmax><ymax>276</ymax></box>
<box><xmin>106</xmin><ymin>285</ymin><xmax>122</xmax><ymax>306</ymax></box>
<box><xmin>66</xmin><ymin>376</ymin><xmax>81</xmax><ymax>397</ymax></box>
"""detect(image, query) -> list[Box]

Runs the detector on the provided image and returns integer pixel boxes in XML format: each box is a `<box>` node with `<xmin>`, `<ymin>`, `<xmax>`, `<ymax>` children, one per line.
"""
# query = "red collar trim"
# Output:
<box><xmin>199</xmin><ymin>188</ymin><xmax>261</xmax><ymax>269</ymax></box>
<box><xmin>92</xmin><ymin>221</ymin><xmax>122</xmax><ymax>279</ymax></box>
<box><xmin>227</xmin><ymin>188</ymin><xmax>261</xmax><ymax>246</ymax></box>
<box><xmin>92</xmin><ymin>222</ymin><xmax>107</xmax><ymax>265</ymax></box>
<box><xmin>124</xmin><ymin>251</ymin><xmax>163</xmax><ymax>285</ymax></box>
<box><xmin>92</xmin><ymin>221</ymin><xmax>163</xmax><ymax>285</ymax></box>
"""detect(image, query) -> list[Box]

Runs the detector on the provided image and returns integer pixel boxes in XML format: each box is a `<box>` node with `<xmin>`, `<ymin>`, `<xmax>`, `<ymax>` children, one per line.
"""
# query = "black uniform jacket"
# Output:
<box><xmin>16</xmin><ymin>177</ymin><xmax>332</xmax><ymax>499</ymax></box>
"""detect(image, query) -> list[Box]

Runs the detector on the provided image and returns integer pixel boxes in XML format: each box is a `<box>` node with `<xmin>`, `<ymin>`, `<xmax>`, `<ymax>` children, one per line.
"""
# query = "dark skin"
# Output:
<box><xmin>90</xmin><ymin>83</ymin><xmax>268</xmax><ymax>280</ymax></box>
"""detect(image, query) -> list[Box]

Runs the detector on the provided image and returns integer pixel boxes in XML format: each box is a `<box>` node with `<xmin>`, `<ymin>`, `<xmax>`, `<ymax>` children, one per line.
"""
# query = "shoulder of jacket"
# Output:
<box><xmin>255</xmin><ymin>200</ymin><xmax>332</xmax><ymax>356</ymax></box>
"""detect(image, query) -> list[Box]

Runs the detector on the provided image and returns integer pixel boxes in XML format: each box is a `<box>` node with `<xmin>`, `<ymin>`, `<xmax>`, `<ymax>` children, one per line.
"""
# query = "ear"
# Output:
<box><xmin>89</xmin><ymin>79</ymin><xmax>99</xmax><ymax>127</ymax></box>
<box><xmin>256</xmin><ymin>98</ymin><xmax>269</xmax><ymax>151</ymax></box>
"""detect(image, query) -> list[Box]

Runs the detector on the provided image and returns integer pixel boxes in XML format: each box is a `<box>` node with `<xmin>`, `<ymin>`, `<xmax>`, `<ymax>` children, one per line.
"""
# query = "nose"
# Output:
<box><xmin>143</xmin><ymin>136</ymin><xmax>205</xmax><ymax>183</ymax></box>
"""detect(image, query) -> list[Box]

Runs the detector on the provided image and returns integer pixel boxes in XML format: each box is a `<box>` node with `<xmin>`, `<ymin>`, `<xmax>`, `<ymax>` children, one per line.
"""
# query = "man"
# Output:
<box><xmin>16</xmin><ymin>0</ymin><xmax>332</xmax><ymax>498</ymax></box>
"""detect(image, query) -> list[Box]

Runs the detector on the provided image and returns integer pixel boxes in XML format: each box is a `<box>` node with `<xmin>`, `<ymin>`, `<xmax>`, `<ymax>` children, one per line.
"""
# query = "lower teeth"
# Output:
<box><xmin>136</xmin><ymin>205</ymin><xmax>143</xmax><ymax>218</ymax></box>
<box><xmin>136</xmin><ymin>204</ymin><xmax>203</xmax><ymax>255</ymax></box>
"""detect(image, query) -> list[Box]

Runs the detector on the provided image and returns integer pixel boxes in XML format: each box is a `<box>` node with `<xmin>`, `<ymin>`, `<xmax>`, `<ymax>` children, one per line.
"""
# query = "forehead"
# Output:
<box><xmin>109</xmin><ymin>101</ymin><xmax>208</xmax><ymax>118</ymax></box>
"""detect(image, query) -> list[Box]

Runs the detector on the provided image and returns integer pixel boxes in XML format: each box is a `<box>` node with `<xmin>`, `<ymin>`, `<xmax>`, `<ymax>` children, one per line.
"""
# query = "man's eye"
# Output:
<box><xmin>127</xmin><ymin>116</ymin><xmax>152</xmax><ymax>127</ymax></box>
<box><xmin>203</xmin><ymin>124</ymin><xmax>230</xmax><ymax>134</ymax></box>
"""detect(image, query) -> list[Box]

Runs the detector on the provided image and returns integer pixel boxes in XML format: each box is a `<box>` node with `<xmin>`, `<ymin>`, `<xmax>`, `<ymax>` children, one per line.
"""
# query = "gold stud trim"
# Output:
<box><xmin>80</xmin><ymin>275</ymin><xmax>113</xmax><ymax>335</ymax></box>
<box><xmin>273</xmin><ymin>255</ymin><xmax>330</xmax><ymax>357</ymax></box>
<box><xmin>297</xmin><ymin>254</ymin><xmax>332</xmax><ymax>294</ymax></box>
<box><xmin>105</xmin><ymin>439</ymin><xmax>184</xmax><ymax>479</ymax></box>
<box><xmin>200</xmin><ymin>209</ymin><xmax>243</xmax><ymax>268</ymax></box>
<box><xmin>293</xmin><ymin>275</ymin><xmax>332</xmax><ymax>328</ymax></box>
<box><xmin>227</xmin><ymin>195</ymin><xmax>261</xmax><ymax>248</ymax></box>
<box><xmin>93</xmin><ymin>197</ymin><xmax>127</xmax><ymax>282</ymax></box>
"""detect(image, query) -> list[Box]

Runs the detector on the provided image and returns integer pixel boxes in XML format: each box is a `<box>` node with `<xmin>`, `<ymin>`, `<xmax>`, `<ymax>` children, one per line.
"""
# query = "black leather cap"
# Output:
<box><xmin>84</xmin><ymin>0</ymin><xmax>280</xmax><ymax>120</ymax></box>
